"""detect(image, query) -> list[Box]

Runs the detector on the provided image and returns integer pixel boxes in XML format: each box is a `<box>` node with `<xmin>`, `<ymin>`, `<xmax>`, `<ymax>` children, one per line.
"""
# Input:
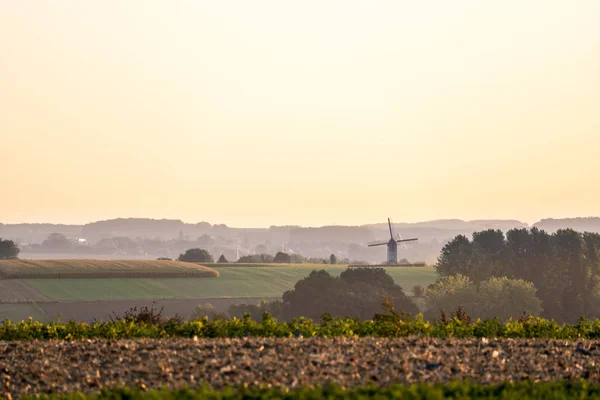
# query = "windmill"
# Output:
<box><xmin>369</xmin><ymin>218</ymin><xmax>418</xmax><ymax>265</ymax></box>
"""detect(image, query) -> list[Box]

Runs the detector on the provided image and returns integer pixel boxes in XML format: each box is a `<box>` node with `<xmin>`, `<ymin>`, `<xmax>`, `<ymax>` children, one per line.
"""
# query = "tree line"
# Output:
<box><xmin>435</xmin><ymin>228</ymin><xmax>600</xmax><ymax>322</ymax></box>
<box><xmin>176</xmin><ymin>248</ymin><xmax>346</xmax><ymax>265</ymax></box>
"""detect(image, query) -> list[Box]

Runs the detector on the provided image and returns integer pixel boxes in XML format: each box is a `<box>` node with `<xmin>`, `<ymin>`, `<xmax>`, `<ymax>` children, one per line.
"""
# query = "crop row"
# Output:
<box><xmin>6</xmin><ymin>313</ymin><xmax>600</xmax><ymax>340</ymax></box>
<box><xmin>6</xmin><ymin>382</ymin><xmax>600</xmax><ymax>400</ymax></box>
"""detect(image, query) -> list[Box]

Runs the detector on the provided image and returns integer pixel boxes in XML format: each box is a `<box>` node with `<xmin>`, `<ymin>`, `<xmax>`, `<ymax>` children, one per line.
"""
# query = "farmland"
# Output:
<box><xmin>0</xmin><ymin>304</ymin><xmax>47</xmax><ymax>322</ymax></box>
<box><xmin>0</xmin><ymin>259</ymin><xmax>218</xmax><ymax>279</ymax></box>
<box><xmin>3</xmin><ymin>337</ymin><xmax>600</xmax><ymax>398</ymax></box>
<box><xmin>0</xmin><ymin>261</ymin><xmax>437</xmax><ymax>322</ymax></box>
<box><xmin>20</xmin><ymin>266</ymin><xmax>436</xmax><ymax>301</ymax></box>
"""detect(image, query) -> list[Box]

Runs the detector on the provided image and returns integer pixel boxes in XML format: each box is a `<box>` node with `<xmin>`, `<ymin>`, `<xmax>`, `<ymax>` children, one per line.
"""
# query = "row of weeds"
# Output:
<box><xmin>3</xmin><ymin>300</ymin><xmax>600</xmax><ymax>340</ymax></box>
<box><xmin>7</xmin><ymin>381</ymin><xmax>600</xmax><ymax>399</ymax></box>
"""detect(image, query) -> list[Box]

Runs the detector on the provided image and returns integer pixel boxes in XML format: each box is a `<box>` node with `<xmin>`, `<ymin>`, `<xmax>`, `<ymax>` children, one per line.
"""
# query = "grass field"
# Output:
<box><xmin>0</xmin><ymin>303</ymin><xmax>47</xmax><ymax>322</ymax></box>
<box><xmin>23</xmin><ymin>266</ymin><xmax>437</xmax><ymax>301</ymax></box>
<box><xmin>0</xmin><ymin>259</ymin><xmax>218</xmax><ymax>278</ymax></box>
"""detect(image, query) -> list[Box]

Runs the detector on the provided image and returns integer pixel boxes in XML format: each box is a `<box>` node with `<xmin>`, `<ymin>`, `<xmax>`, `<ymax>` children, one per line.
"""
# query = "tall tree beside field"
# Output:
<box><xmin>435</xmin><ymin>235</ymin><xmax>473</xmax><ymax>278</ymax></box>
<box><xmin>470</xmin><ymin>229</ymin><xmax>507</xmax><ymax>283</ymax></box>
<box><xmin>177</xmin><ymin>248</ymin><xmax>214</xmax><ymax>263</ymax></box>
<box><xmin>218</xmin><ymin>254</ymin><xmax>228</xmax><ymax>263</ymax></box>
<box><xmin>330</xmin><ymin>254</ymin><xmax>338</xmax><ymax>264</ymax></box>
<box><xmin>0</xmin><ymin>239</ymin><xmax>19</xmax><ymax>259</ymax></box>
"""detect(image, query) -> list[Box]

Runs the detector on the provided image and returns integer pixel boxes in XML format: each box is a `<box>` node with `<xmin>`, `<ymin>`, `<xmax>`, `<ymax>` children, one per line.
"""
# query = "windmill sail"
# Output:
<box><xmin>369</xmin><ymin>218</ymin><xmax>419</xmax><ymax>264</ymax></box>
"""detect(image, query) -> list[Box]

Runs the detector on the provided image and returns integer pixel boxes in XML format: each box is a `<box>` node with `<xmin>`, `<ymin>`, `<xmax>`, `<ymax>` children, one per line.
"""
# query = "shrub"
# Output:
<box><xmin>412</xmin><ymin>285</ymin><xmax>425</xmax><ymax>297</ymax></box>
<box><xmin>108</xmin><ymin>302</ymin><xmax>184</xmax><ymax>325</ymax></box>
<box><xmin>217</xmin><ymin>254</ymin><xmax>228</xmax><ymax>263</ymax></box>
<box><xmin>194</xmin><ymin>303</ymin><xmax>222</xmax><ymax>320</ymax></box>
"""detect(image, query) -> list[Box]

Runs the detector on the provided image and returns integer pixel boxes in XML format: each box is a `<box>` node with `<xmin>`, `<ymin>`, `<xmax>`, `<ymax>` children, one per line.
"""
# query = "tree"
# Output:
<box><xmin>237</xmin><ymin>253</ymin><xmax>274</xmax><ymax>263</ymax></box>
<box><xmin>42</xmin><ymin>233</ymin><xmax>71</xmax><ymax>251</ymax></box>
<box><xmin>329</xmin><ymin>254</ymin><xmax>338</xmax><ymax>265</ymax></box>
<box><xmin>435</xmin><ymin>227</ymin><xmax>600</xmax><ymax>322</ymax></box>
<box><xmin>281</xmin><ymin>268</ymin><xmax>418</xmax><ymax>320</ymax></box>
<box><xmin>435</xmin><ymin>235</ymin><xmax>473</xmax><ymax>278</ymax></box>
<box><xmin>217</xmin><ymin>254</ymin><xmax>228</xmax><ymax>263</ymax></box>
<box><xmin>274</xmin><ymin>251</ymin><xmax>292</xmax><ymax>263</ymax></box>
<box><xmin>177</xmin><ymin>248</ymin><xmax>214</xmax><ymax>263</ymax></box>
<box><xmin>470</xmin><ymin>229</ymin><xmax>507</xmax><ymax>283</ymax></box>
<box><xmin>425</xmin><ymin>275</ymin><xmax>542</xmax><ymax>321</ymax></box>
<box><xmin>0</xmin><ymin>239</ymin><xmax>19</xmax><ymax>260</ymax></box>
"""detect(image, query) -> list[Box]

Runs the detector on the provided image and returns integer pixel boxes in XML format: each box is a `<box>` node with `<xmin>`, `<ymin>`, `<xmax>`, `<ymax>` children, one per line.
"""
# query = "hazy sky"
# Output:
<box><xmin>1</xmin><ymin>1</ymin><xmax>599</xmax><ymax>227</ymax></box>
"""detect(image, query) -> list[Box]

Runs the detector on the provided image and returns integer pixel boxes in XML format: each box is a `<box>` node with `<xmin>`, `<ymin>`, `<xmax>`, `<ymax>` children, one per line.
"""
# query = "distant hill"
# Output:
<box><xmin>533</xmin><ymin>218</ymin><xmax>600</xmax><ymax>233</ymax></box>
<box><xmin>2</xmin><ymin>216</ymin><xmax>597</xmax><ymax>265</ymax></box>
<box><xmin>363</xmin><ymin>219</ymin><xmax>528</xmax><ymax>231</ymax></box>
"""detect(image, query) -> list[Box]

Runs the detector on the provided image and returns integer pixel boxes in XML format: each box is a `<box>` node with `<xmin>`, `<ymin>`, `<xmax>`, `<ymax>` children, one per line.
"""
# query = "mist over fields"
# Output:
<box><xmin>2</xmin><ymin>217</ymin><xmax>598</xmax><ymax>264</ymax></box>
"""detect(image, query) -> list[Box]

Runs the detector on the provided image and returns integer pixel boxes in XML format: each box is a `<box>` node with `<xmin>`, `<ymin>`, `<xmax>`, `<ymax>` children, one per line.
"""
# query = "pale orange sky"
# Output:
<box><xmin>1</xmin><ymin>1</ymin><xmax>599</xmax><ymax>227</ymax></box>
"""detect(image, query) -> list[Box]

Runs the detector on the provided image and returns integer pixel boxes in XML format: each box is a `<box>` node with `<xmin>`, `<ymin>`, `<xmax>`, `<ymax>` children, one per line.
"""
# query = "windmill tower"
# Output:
<box><xmin>369</xmin><ymin>218</ymin><xmax>418</xmax><ymax>265</ymax></box>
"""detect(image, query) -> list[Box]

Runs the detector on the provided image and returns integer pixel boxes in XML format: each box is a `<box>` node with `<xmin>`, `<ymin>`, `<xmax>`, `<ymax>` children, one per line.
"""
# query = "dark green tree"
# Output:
<box><xmin>281</xmin><ymin>268</ymin><xmax>417</xmax><ymax>320</ymax></box>
<box><xmin>177</xmin><ymin>248</ymin><xmax>214</xmax><ymax>263</ymax></box>
<box><xmin>217</xmin><ymin>254</ymin><xmax>228</xmax><ymax>263</ymax></box>
<box><xmin>435</xmin><ymin>235</ymin><xmax>473</xmax><ymax>278</ymax></box>
<box><xmin>274</xmin><ymin>251</ymin><xmax>292</xmax><ymax>263</ymax></box>
<box><xmin>329</xmin><ymin>254</ymin><xmax>338</xmax><ymax>265</ymax></box>
<box><xmin>0</xmin><ymin>239</ymin><xmax>20</xmax><ymax>259</ymax></box>
<box><xmin>470</xmin><ymin>229</ymin><xmax>507</xmax><ymax>283</ymax></box>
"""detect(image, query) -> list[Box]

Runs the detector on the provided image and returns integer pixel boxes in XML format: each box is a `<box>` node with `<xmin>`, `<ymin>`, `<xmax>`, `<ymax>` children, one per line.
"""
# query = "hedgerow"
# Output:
<box><xmin>5</xmin><ymin>312</ymin><xmax>600</xmax><ymax>340</ymax></box>
<box><xmin>7</xmin><ymin>381</ymin><xmax>600</xmax><ymax>399</ymax></box>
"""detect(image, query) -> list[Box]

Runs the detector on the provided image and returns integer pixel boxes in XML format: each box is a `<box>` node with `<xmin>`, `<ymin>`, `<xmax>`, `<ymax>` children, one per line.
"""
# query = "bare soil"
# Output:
<box><xmin>2</xmin><ymin>338</ymin><xmax>600</xmax><ymax>398</ymax></box>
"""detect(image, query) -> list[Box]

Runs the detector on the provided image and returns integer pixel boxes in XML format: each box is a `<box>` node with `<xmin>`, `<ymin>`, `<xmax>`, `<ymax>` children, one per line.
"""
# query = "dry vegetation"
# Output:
<box><xmin>0</xmin><ymin>260</ymin><xmax>219</xmax><ymax>279</ymax></box>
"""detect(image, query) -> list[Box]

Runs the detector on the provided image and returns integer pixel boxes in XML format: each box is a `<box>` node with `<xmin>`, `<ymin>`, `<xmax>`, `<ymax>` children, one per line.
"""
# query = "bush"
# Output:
<box><xmin>193</xmin><ymin>303</ymin><xmax>224</xmax><ymax>320</ymax></box>
<box><xmin>228</xmin><ymin>299</ymin><xmax>283</xmax><ymax>320</ymax></box>
<box><xmin>14</xmin><ymin>382</ymin><xmax>600</xmax><ymax>399</ymax></box>
<box><xmin>108</xmin><ymin>302</ymin><xmax>182</xmax><ymax>325</ymax></box>
<box><xmin>156</xmin><ymin>257</ymin><xmax>171</xmax><ymax>261</ymax></box>
<box><xmin>8</xmin><ymin>312</ymin><xmax>600</xmax><ymax>340</ymax></box>
<box><xmin>412</xmin><ymin>285</ymin><xmax>425</xmax><ymax>297</ymax></box>
<box><xmin>217</xmin><ymin>254</ymin><xmax>228</xmax><ymax>263</ymax></box>
<box><xmin>425</xmin><ymin>275</ymin><xmax>543</xmax><ymax>321</ymax></box>
<box><xmin>177</xmin><ymin>248</ymin><xmax>214</xmax><ymax>263</ymax></box>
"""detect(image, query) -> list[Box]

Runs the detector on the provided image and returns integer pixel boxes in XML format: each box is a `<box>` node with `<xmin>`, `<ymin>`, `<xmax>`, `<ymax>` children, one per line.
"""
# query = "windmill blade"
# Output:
<box><xmin>388</xmin><ymin>218</ymin><xmax>394</xmax><ymax>239</ymax></box>
<box><xmin>396</xmin><ymin>238</ymin><xmax>418</xmax><ymax>243</ymax></box>
<box><xmin>368</xmin><ymin>242</ymin><xmax>388</xmax><ymax>247</ymax></box>
<box><xmin>397</xmin><ymin>237</ymin><xmax>417</xmax><ymax>250</ymax></box>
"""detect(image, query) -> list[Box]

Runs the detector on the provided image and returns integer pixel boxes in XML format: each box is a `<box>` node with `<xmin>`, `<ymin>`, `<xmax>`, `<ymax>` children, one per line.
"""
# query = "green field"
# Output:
<box><xmin>0</xmin><ymin>259</ymin><xmax>218</xmax><ymax>278</ymax></box>
<box><xmin>0</xmin><ymin>303</ymin><xmax>47</xmax><ymax>322</ymax></box>
<box><xmin>24</xmin><ymin>266</ymin><xmax>437</xmax><ymax>301</ymax></box>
